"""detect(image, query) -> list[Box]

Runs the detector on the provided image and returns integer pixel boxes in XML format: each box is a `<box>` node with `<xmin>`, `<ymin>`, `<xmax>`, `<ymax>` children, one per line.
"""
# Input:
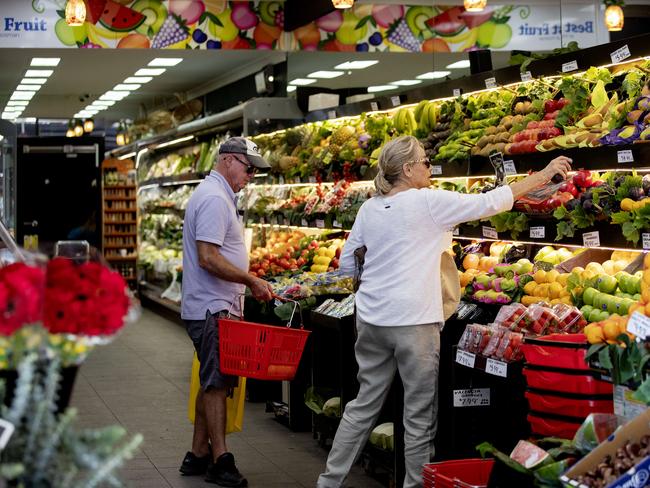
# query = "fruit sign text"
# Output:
<box><xmin>455</xmin><ymin>349</ymin><xmax>476</xmax><ymax>368</ymax></box>
<box><xmin>453</xmin><ymin>388</ymin><xmax>490</xmax><ymax>408</ymax></box>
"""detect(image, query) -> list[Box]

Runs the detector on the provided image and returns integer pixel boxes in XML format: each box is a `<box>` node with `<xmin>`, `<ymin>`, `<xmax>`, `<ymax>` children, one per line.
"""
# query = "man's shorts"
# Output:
<box><xmin>185</xmin><ymin>311</ymin><xmax>239</xmax><ymax>390</ymax></box>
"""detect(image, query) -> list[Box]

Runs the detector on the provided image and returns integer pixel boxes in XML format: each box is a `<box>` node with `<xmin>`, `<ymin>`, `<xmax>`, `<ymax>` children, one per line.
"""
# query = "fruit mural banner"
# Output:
<box><xmin>2</xmin><ymin>1</ymin><xmax>609</xmax><ymax>52</ymax></box>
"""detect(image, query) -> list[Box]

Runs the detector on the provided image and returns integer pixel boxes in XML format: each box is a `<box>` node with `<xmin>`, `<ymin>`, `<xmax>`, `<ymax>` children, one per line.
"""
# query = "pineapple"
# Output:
<box><xmin>331</xmin><ymin>126</ymin><xmax>356</xmax><ymax>146</ymax></box>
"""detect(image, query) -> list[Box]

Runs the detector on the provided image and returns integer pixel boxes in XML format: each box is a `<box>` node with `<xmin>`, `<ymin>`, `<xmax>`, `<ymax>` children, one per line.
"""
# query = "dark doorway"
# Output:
<box><xmin>16</xmin><ymin>137</ymin><xmax>104</xmax><ymax>255</ymax></box>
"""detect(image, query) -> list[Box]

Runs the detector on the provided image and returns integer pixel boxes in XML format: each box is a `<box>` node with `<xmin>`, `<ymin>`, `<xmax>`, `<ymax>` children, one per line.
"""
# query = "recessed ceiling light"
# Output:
<box><xmin>113</xmin><ymin>84</ymin><xmax>141</xmax><ymax>91</ymax></box>
<box><xmin>20</xmin><ymin>78</ymin><xmax>47</xmax><ymax>85</ymax></box>
<box><xmin>287</xmin><ymin>85</ymin><xmax>296</xmax><ymax>93</ymax></box>
<box><xmin>389</xmin><ymin>80</ymin><xmax>423</xmax><ymax>86</ymax></box>
<box><xmin>124</xmin><ymin>76</ymin><xmax>153</xmax><ymax>84</ymax></box>
<box><xmin>417</xmin><ymin>71</ymin><xmax>451</xmax><ymax>80</ymax></box>
<box><xmin>91</xmin><ymin>100</ymin><xmax>116</xmax><ymax>107</ymax></box>
<box><xmin>367</xmin><ymin>85</ymin><xmax>398</xmax><ymax>93</ymax></box>
<box><xmin>85</xmin><ymin>105</ymin><xmax>102</xmax><ymax>111</ymax></box>
<box><xmin>100</xmin><ymin>91</ymin><xmax>130</xmax><ymax>100</ymax></box>
<box><xmin>135</xmin><ymin>68</ymin><xmax>166</xmax><ymax>76</ymax></box>
<box><xmin>16</xmin><ymin>84</ymin><xmax>41</xmax><ymax>91</ymax></box>
<box><xmin>10</xmin><ymin>91</ymin><xmax>35</xmax><ymax>100</ymax></box>
<box><xmin>2</xmin><ymin>112</ymin><xmax>21</xmax><ymax>120</ymax></box>
<box><xmin>30</xmin><ymin>57</ymin><xmax>60</xmax><ymax>67</ymax></box>
<box><xmin>7</xmin><ymin>101</ymin><xmax>29</xmax><ymax>106</ymax></box>
<box><xmin>308</xmin><ymin>70</ymin><xmax>344</xmax><ymax>79</ymax></box>
<box><xmin>289</xmin><ymin>78</ymin><xmax>316</xmax><ymax>86</ymax></box>
<box><xmin>334</xmin><ymin>60</ymin><xmax>379</xmax><ymax>70</ymax></box>
<box><xmin>446</xmin><ymin>60</ymin><xmax>471</xmax><ymax>69</ymax></box>
<box><xmin>148</xmin><ymin>58</ymin><xmax>183</xmax><ymax>67</ymax></box>
<box><xmin>25</xmin><ymin>69</ymin><xmax>53</xmax><ymax>77</ymax></box>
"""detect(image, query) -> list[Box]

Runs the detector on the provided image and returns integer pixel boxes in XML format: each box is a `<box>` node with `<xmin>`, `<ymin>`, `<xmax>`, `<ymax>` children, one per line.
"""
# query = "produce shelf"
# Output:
<box><xmin>453</xmin><ymin>346</ymin><xmax>523</xmax><ymax>380</ymax></box>
<box><xmin>138</xmin><ymin>172</ymin><xmax>208</xmax><ymax>189</ymax></box>
<box><xmin>139</xmin><ymin>281</ymin><xmax>181</xmax><ymax>315</ymax></box>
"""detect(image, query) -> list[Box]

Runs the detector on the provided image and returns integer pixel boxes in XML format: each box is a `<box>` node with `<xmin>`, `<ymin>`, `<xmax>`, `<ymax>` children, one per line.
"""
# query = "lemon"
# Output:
<box><xmin>546</xmin><ymin>269</ymin><xmax>560</xmax><ymax>283</ymax></box>
<box><xmin>533</xmin><ymin>269</ymin><xmax>547</xmax><ymax>284</ymax></box>
<box><xmin>549</xmin><ymin>282</ymin><xmax>563</xmax><ymax>299</ymax></box>
<box><xmin>523</xmin><ymin>281</ymin><xmax>537</xmax><ymax>295</ymax></box>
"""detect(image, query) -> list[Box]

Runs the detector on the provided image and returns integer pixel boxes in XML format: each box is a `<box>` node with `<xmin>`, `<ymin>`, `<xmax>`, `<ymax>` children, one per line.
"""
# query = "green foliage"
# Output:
<box><xmin>555</xmin><ymin>76</ymin><xmax>590</xmax><ymax>128</ymax></box>
<box><xmin>0</xmin><ymin>355</ymin><xmax>143</xmax><ymax>487</ymax></box>
<box><xmin>489</xmin><ymin>212</ymin><xmax>529</xmax><ymax>239</ymax></box>
<box><xmin>586</xmin><ymin>337</ymin><xmax>650</xmax><ymax>390</ymax></box>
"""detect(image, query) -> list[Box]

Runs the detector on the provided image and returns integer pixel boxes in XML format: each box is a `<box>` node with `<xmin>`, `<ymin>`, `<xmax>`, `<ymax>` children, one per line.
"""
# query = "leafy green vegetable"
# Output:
<box><xmin>583</xmin><ymin>66</ymin><xmax>613</xmax><ymax>85</ymax></box>
<box><xmin>489</xmin><ymin>212</ymin><xmax>529</xmax><ymax>239</ymax></box>
<box><xmin>555</xmin><ymin>76</ymin><xmax>590</xmax><ymax>128</ymax></box>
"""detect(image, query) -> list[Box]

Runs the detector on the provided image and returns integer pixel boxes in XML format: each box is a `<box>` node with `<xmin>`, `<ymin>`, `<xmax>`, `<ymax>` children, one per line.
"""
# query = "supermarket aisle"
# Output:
<box><xmin>70</xmin><ymin>308</ymin><xmax>383</xmax><ymax>488</ymax></box>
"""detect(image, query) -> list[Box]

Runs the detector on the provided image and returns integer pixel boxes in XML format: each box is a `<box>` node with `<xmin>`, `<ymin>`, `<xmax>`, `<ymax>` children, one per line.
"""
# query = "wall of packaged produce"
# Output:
<box><xmin>130</xmin><ymin>36</ymin><xmax>650</xmax><ymax>485</ymax></box>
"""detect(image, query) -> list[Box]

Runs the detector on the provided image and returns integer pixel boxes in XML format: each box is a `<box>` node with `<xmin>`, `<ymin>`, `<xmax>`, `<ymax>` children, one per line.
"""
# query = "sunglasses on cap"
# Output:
<box><xmin>230</xmin><ymin>153</ymin><xmax>257</xmax><ymax>175</ymax></box>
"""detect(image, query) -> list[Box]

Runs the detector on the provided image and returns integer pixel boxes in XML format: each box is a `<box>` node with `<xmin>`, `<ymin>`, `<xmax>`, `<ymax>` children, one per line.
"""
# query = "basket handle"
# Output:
<box><xmin>226</xmin><ymin>294</ymin><xmax>246</xmax><ymax>319</ymax></box>
<box><xmin>273</xmin><ymin>294</ymin><xmax>304</xmax><ymax>329</ymax></box>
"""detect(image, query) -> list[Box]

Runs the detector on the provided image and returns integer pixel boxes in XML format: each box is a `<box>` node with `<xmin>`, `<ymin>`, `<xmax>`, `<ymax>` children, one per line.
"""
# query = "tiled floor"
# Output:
<box><xmin>70</xmin><ymin>308</ymin><xmax>383</xmax><ymax>488</ymax></box>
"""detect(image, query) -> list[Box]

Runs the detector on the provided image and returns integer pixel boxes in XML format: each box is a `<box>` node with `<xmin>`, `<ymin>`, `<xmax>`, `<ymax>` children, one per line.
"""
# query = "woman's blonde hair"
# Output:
<box><xmin>373</xmin><ymin>135</ymin><xmax>423</xmax><ymax>195</ymax></box>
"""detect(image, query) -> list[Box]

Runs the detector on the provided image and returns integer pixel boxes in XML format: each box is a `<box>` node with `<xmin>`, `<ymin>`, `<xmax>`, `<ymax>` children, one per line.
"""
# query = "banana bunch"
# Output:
<box><xmin>392</xmin><ymin>107</ymin><xmax>417</xmax><ymax>135</ymax></box>
<box><xmin>440</xmin><ymin>27</ymin><xmax>480</xmax><ymax>51</ymax></box>
<box><xmin>414</xmin><ymin>100</ymin><xmax>438</xmax><ymax>133</ymax></box>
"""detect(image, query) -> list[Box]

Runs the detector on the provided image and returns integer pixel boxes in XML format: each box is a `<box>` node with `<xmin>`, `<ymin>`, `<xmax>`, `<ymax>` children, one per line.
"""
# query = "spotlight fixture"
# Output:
<box><xmin>604</xmin><ymin>3</ymin><xmax>624</xmax><ymax>31</ymax></box>
<box><xmin>74</xmin><ymin>119</ymin><xmax>84</xmax><ymax>137</ymax></box>
<box><xmin>332</xmin><ymin>0</ymin><xmax>354</xmax><ymax>8</ymax></box>
<box><xmin>464</xmin><ymin>0</ymin><xmax>487</xmax><ymax>11</ymax></box>
<box><xmin>84</xmin><ymin>118</ymin><xmax>94</xmax><ymax>133</ymax></box>
<box><xmin>65</xmin><ymin>0</ymin><xmax>86</xmax><ymax>26</ymax></box>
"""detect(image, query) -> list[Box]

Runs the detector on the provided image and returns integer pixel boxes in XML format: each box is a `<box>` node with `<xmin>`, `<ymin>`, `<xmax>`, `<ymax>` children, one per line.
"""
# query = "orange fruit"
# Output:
<box><xmin>294</xmin><ymin>23</ymin><xmax>321</xmax><ymax>47</ymax></box>
<box><xmin>254</xmin><ymin>23</ymin><xmax>282</xmax><ymax>46</ymax></box>
<box><xmin>463</xmin><ymin>253</ymin><xmax>480</xmax><ymax>270</ymax></box>
<box><xmin>423</xmin><ymin>38</ymin><xmax>450</xmax><ymax>53</ymax></box>
<box><xmin>117</xmin><ymin>33</ymin><xmax>150</xmax><ymax>49</ymax></box>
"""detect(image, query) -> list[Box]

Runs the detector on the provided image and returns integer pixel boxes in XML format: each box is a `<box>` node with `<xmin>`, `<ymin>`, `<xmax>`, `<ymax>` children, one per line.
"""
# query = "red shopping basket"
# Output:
<box><xmin>423</xmin><ymin>459</ymin><xmax>495</xmax><ymax>488</ymax></box>
<box><xmin>218</xmin><ymin>296</ymin><xmax>310</xmax><ymax>381</ymax></box>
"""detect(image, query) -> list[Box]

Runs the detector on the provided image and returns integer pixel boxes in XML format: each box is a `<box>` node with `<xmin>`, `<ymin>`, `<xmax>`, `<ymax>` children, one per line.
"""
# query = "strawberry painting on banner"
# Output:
<box><xmin>1</xmin><ymin>1</ymin><xmax>609</xmax><ymax>52</ymax></box>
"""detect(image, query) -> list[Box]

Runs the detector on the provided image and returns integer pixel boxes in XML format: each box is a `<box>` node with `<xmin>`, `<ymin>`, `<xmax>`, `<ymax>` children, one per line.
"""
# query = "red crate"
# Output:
<box><xmin>521</xmin><ymin>333</ymin><xmax>590</xmax><ymax>370</ymax></box>
<box><xmin>523</xmin><ymin>366</ymin><xmax>613</xmax><ymax>395</ymax></box>
<box><xmin>527</xmin><ymin>412</ymin><xmax>583</xmax><ymax>439</ymax></box>
<box><xmin>525</xmin><ymin>390</ymin><xmax>614</xmax><ymax>418</ymax></box>
<box><xmin>423</xmin><ymin>459</ymin><xmax>495</xmax><ymax>488</ymax></box>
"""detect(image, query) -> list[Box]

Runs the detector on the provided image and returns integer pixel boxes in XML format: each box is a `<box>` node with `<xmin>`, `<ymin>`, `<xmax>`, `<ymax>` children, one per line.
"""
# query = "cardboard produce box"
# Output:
<box><xmin>561</xmin><ymin>409</ymin><xmax>650</xmax><ymax>488</ymax></box>
<box><xmin>554</xmin><ymin>248</ymin><xmax>612</xmax><ymax>273</ymax></box>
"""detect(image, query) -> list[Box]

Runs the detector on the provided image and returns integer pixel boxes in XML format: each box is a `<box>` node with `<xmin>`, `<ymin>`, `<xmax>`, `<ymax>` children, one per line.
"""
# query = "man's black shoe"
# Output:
<box><xmin>179</xmin><ymin>451</ymin><xmax>210</xmax><ymax>476</ymax></box>
<box><xmin>205</xmin><ymin>452</ymin><xmax>248</xmax><ymax>487</ymax></box>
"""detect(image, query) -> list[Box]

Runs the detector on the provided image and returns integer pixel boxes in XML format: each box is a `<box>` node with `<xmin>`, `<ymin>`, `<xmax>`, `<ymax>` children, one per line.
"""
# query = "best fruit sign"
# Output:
<box><xmin>1</xmin><ymin>1</ymin><xmax>609</xmax><ymax>52</ymax></box>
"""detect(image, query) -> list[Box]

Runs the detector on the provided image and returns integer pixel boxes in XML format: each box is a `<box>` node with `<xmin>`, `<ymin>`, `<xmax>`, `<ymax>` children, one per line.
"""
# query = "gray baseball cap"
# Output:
<box><xmin>219</xmin><ymin>137</ymin><xmax>270</xmax><ymax>169</ymax></box>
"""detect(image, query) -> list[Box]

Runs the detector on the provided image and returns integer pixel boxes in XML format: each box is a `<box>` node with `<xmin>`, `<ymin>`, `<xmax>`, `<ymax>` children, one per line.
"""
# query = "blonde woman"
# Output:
<box><xmin>317</xmin><ymin>136</ymin><xmax>571</xmax><ymax>488</ymax></box>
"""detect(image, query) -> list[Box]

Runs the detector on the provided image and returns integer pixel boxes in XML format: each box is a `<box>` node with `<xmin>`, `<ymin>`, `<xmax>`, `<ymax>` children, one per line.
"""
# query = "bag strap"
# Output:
<box><xmin>353</xmin><ymin>246</ymin><xmax>367</xmax><ymax>292</ymax></box>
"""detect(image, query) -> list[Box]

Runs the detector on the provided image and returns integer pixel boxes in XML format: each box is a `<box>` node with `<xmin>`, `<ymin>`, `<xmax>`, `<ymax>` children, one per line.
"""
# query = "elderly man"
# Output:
<box><xmin>180</xmin><ymin>137</ymin><xmax>274</xmax><ymax>487</ymax></box>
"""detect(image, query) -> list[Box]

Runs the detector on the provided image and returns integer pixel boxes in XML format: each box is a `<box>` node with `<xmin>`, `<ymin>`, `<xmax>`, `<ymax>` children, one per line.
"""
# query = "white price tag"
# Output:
<box><xmin>627</xmin><ymin>311</ymin><xmax>650</xmax><ymax>339</ymax></box>
<box><xmin>431</xmin><ymin>165</ymin><xmax>443</xmax><ymax>176</ymax></box>
<box><xmin>453</xmin><ymin>388</ymin><xmax>490</xmax><ymax>408</ymax></box>
<box><xmin>482</xmin><ymin>226</ymin><xmax>498</xmax><ymax>239</ymax></box>
<box><xmin>583</xmin><ymin>231</ymin><xmax>601</xmax><ymax>248</ymax></box>
<box><xmin>484</xmin><ymin>77</ymin><xmax>497</xmax><ymax>89</ymax></box>
<box><xmin>453</xmin><ymin>88</ymin><xmax>461</xmax><ymax>97</ymax></box>
<box><xmin>0</xmin><ymin>419</ymin><xmax>15</xmax><ymax>450</ymax></box>
<box><xmin>294</xmin><ymin>177</ymin><xmax>301</xmax><ymax>184</ymax></box>
<box><xmin>327</xmin><ymin>110</ymin><xmax>336</xmax><ymax>119</ymax></box>
<box><xmin>455</xmin><ymin>349</ymin><xmax>476</xmax><ymax>368</ymax></box>
<box><xmin>278</xmin><ymin>175</ymin><xmax>285</xmax><ymax>185</ymax></box>
<box><xmin>503</xmin><ymin>160</ymin><xmax>517</xmax><ymax>176</ymax></box>
<box><xmin>562</xmin><ymin>60</ymin><xmax>579</xmax><ymax>72</ymax></box>
<box><xmin>610</xmin><ymin>44</ymin><xmax>631</xmax><ymax>64</ymax></box>
<box><xmin>284</xmin><ymin>218</ymin><xmax>290</xmax><ymax>226</ymax></box>
<box><xmin>530</xmin><ymin>226</ymin><xmax>545</xmax><ymax>239</ymax></box>
<box><xmin>643</xmin><ymin>233</ymin><xmax>650</xmax><ymax>250</ymax></box>
<box><xmin>301</xmin><ymin>218</ymin><xmax>308</xmax><ymax>227</ymax></box>
<box><xmin>333</xmin><ymin>220</ymin><xmax>342</xmax><ymax>228</ymax></box>
<box><xmin>391</xmin><ymin>96</ymin><xmax>401</xmax><ymax>107</ymax></box>
<box><xmin>453</xmin><ymin>228</ymin><xmax>460</xmax><ymax>236</ymax></box>
<box><xmin>485</xmin><ymin>358</ymin><xmax>508</xmax><ymax>378</ymax></box>
<box><xmin>617</xmin><ymin>150</ymin><xmax>634</xmax><ymax>163</ymax></box>
<box><xmin>308</xmin><ymin>176</ymin><xmax>317</xmax><ymax>183</ymax></box>
<box><xmin>520</xmin><ymin>71</ymin><xmax>533</xmax><ymax>82</ymax></box>
<box><xmin>370</xmin><ymin>102</ymin><xmax>379</xmax><ymax>111</ymax></box>
<box><xmin>316</xmin><ymin>219</ymin><xmax>325</xmax><ymax>228</ymax></box>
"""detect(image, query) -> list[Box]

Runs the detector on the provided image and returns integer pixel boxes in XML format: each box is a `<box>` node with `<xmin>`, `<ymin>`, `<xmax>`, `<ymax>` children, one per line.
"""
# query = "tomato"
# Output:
<box><xmin>296</xmin><ymin>257</ymin><xmax>306</xmax><ymax>267</ymax></box>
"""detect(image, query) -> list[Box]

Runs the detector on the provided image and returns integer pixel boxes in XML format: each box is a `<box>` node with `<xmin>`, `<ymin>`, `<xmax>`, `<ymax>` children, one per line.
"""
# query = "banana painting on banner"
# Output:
<box><xmin>1</xmin><ymin>1</ymin><xmax>607</xmax><ymax>52</ymax></box>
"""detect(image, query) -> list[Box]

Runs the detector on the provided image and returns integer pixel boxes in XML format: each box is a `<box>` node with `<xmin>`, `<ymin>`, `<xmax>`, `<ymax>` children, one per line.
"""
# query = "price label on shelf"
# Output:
<box><xmin>530</xmin><ymin>226</ymin><xmax>545</xmax><ymax>239</ymax></box>
<box><xmin>278</xmin><ymin>175</ymin><xmax>285</xmax><ymax>185</ymax></box>
<box><xmin>453</xmin><ymin>388</ymin><xmax>490</xmax><ymax>408</ymax></box>
<box><xmin>455</xmin><ymin>350</ymin><xmax>476</xmax><ymax>369</ymax></box>
<box><xmin>453</xmin><ymin>88</ymin><xmax>461</xmax><ymax>97</ymax></box>
<box><xmin>327</xmin><ymin>110</ymin><xmax>337</xmax><ymax>119</ymax></box>
<box><xmin>453</xmin><ymin>228</ymin><xmax>460</xmax><ymax>236</ymax></box>
<box><xmin>610</xmin><ymin>44</ymin><xmax>631</xmax><ymax>64</ymax></box>
<box><xmin>484</xmin><ymin>77</ymin><xmax>497</xmax><ymax>89</ymax></box>
<box><xmin>294</xmin><ymin>177</ymin><xmax>301</xmax><ymax>184</ymax></box>
<box><xmin>643</xmin><ymin>233</ymin><xmax>650</xmax><ymax>250</ymax></box>
<box><xmin>520</xmin><ymin>71</ymin><xmax>533</xmax><ymax>82</ymax></box>
<box><xmin>627</xmin><ymin>312</ymin><xmax>650</xmax><ymax>339</ymax></box>
<box><xmin>430</xmin><ymin>165</ymin><xmax>443</xmax><ymax>176</ymax></box>
<box><xmin>482</xmin><ymin>226</ymin><xmax>498</xmax><ymax>239</ymax></box>
<box><xmin>284</xmin><ymin>218</ymin><xmax>290</xmax><ymax>226</ymax></box>
<box><xmin>333</xmin><ymin>220</ymin><xmax>342</xmax><ymax>228</ymax></box>
<box><xmin>370</xmin><ymin>102</ymin><xmax>379</xmax><ymax>112</ymax></box>
<box><xmin>316</xmin><ymin>219</ymin><xmax>325</xmax><ymax>228</ymax></box>
<box><xmin>583</xmin><ymin>231</ymin><xmax>601</xmax><ymax>248</ymax></box>
<box><xmin>485</xmin><ymin>359</ymin><xmax>508</xmax><ymax>378</ymax></box>
<box><xmin>562</xmin><ymin>60</ymin><xmax>579</xmax><ymax>72</ymax></box>
<box><xmin>617</xmin><ymin>150</ymin><xmax>634</xmax><ymax>163</ymax></box>
<box><xmin>391</xmin><ymin>96</ymin><xmax>401</xmax><ymax>107</ymax></box>
<box><xmin>308</xmin><ymin>176</ymin><xmax>317</xmax><ymax>183</ymax></box>
<box><xmin>503</xmin><ymin>160</ymin><xmax>517</xmax><ymax>176</ymax></box>
<box><xmin>301</xmin><ymin>218</ymin><xmax>308</xmax><ymax>227</ymax></box>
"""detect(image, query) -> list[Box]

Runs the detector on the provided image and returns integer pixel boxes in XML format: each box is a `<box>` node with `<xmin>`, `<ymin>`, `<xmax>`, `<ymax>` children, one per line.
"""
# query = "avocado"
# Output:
<box><xmin>405</xmin><ymin>6</ymin><xmax>435</xmax><ymax>40</ymax></box>
<box><xmin>132</xmin><ymin>0</ymin><xmax>168</xmax><ymax>36</ymax></box>
<box><xmin>259</xmin><ymin>1</ymin><xmax>282</xmax><ymax>26</ymax></box>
